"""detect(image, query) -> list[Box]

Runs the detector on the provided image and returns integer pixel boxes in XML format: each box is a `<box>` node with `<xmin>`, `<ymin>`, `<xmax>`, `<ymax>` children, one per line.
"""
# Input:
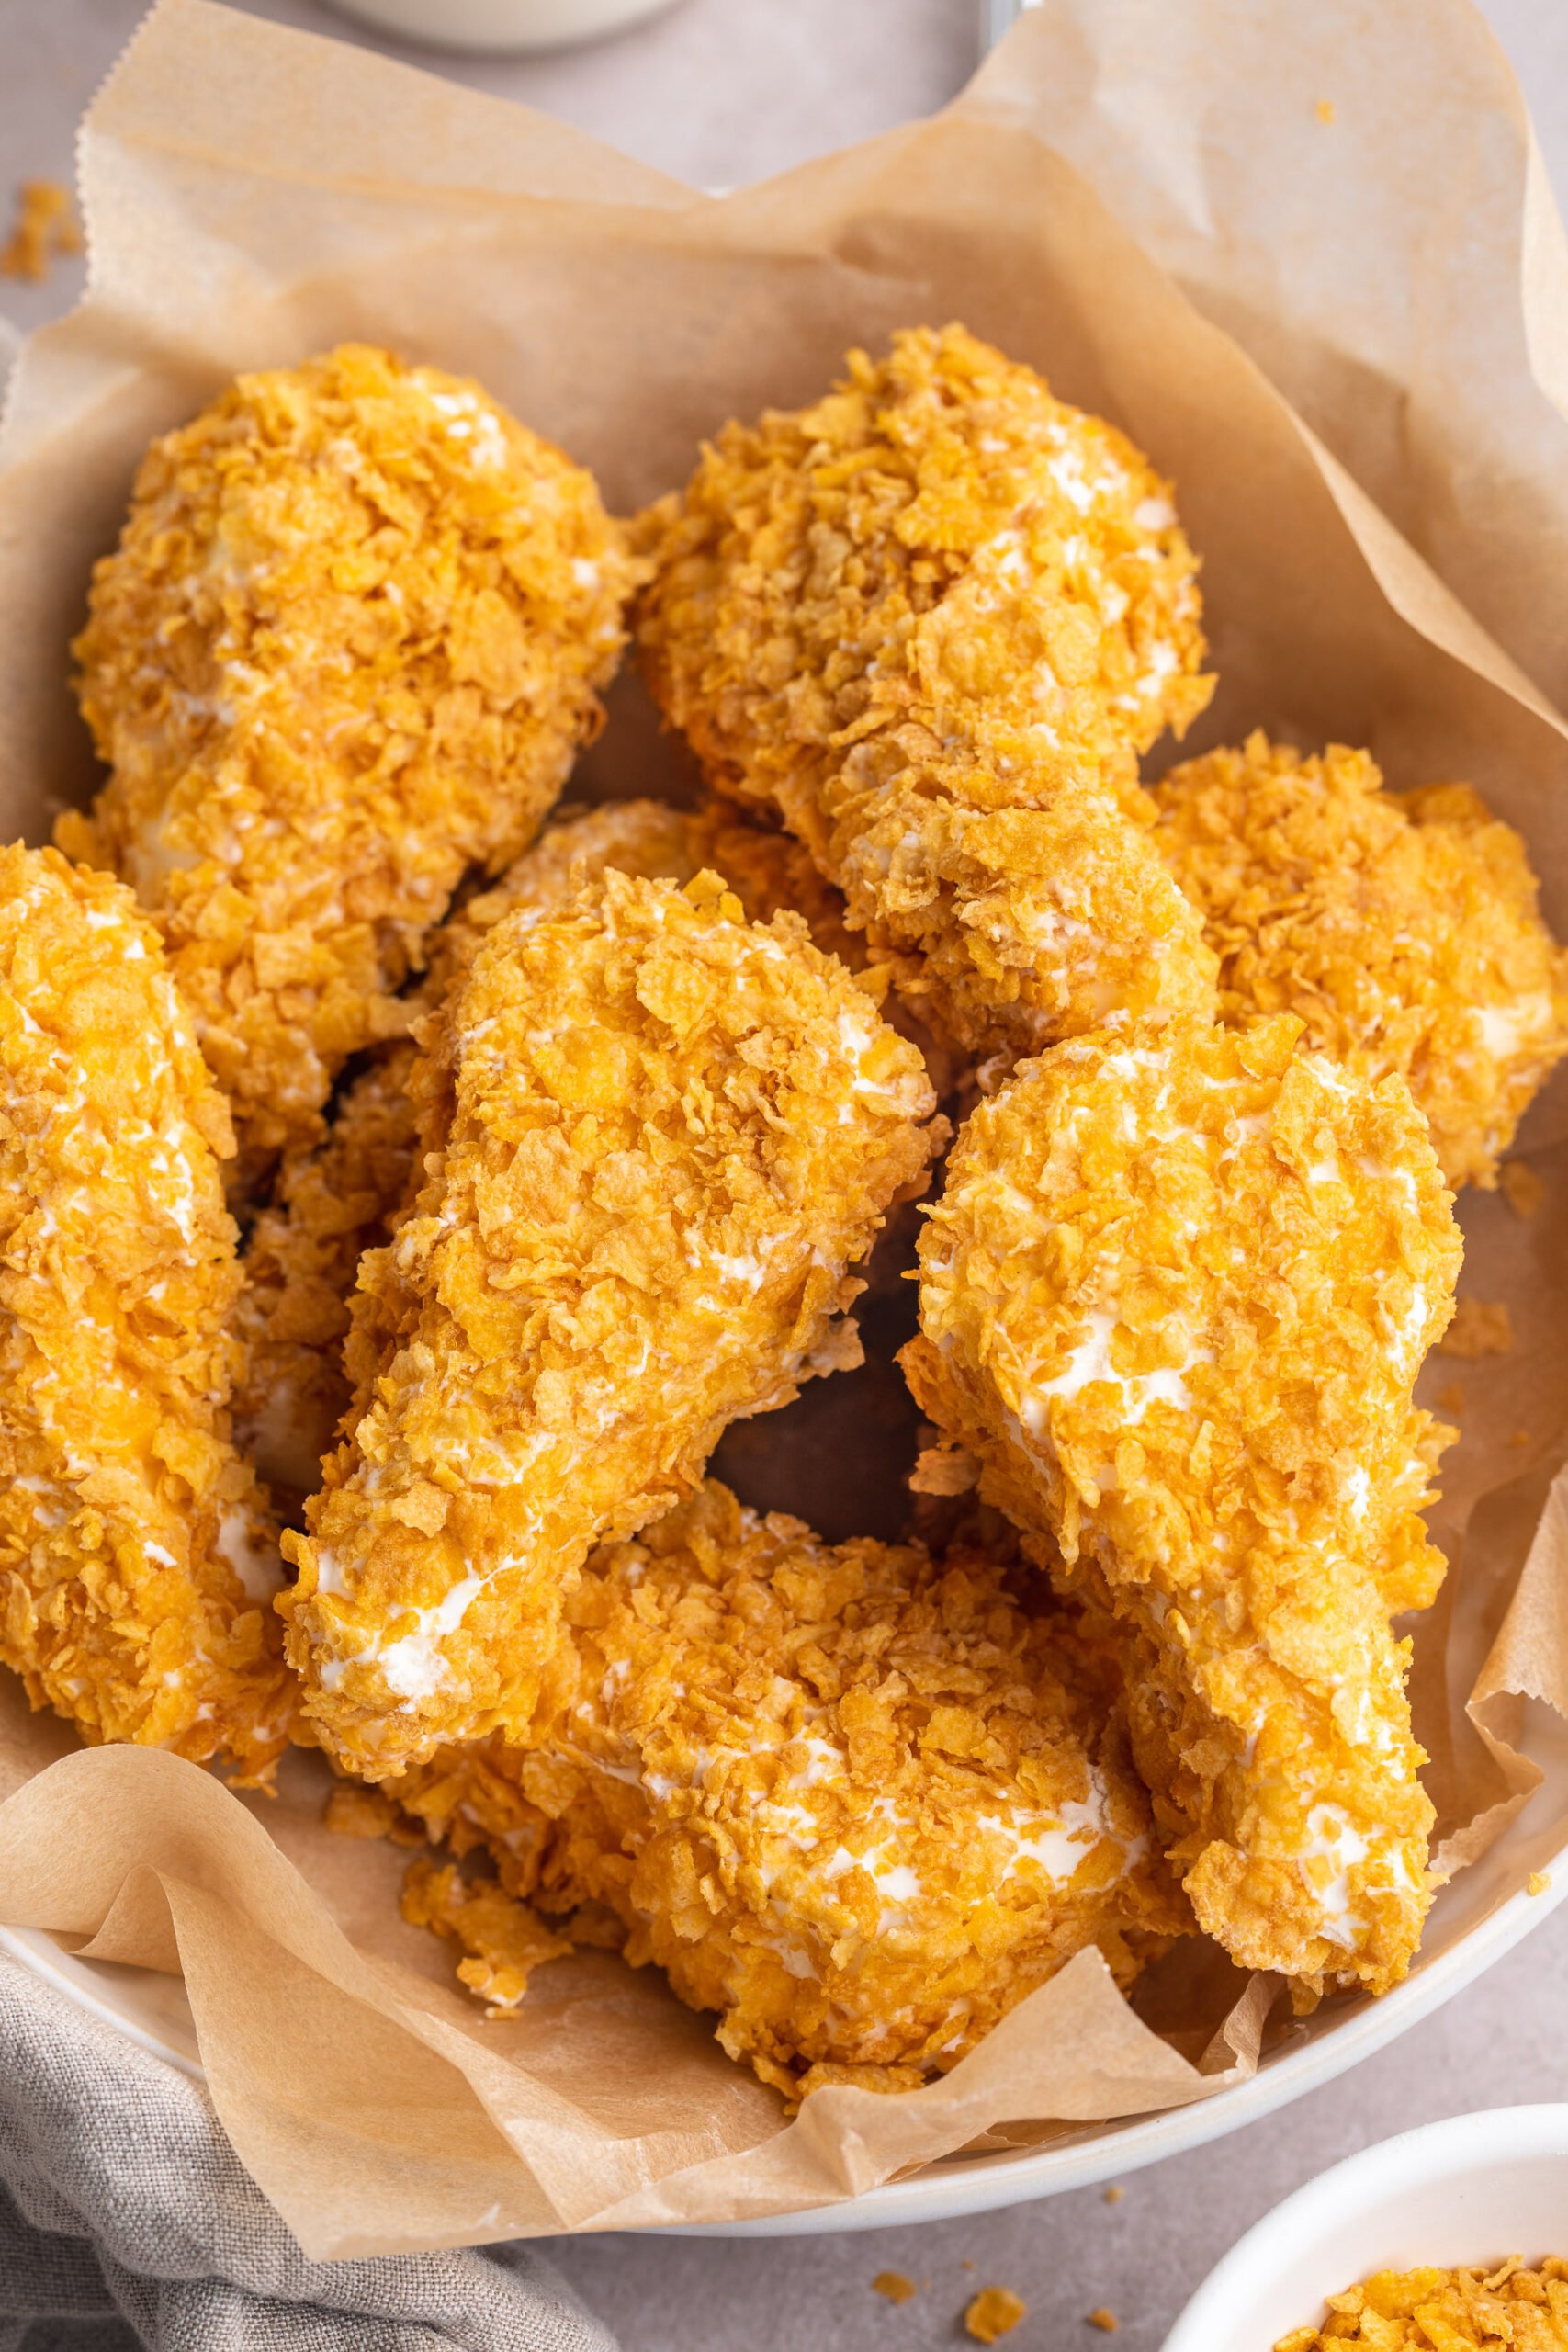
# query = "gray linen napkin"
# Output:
<box><xmin>0</xmin><ymin>1955</ymin><xmax>617</xmax><ymax>2352</ymax></box>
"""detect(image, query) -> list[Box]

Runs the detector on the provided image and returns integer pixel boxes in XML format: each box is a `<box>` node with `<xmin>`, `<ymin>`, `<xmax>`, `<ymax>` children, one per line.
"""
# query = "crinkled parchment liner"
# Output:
<box><xmin>0</xmin><ymin>0</ymin><xmax>1565</xmax><ymax>2258</ymax></box>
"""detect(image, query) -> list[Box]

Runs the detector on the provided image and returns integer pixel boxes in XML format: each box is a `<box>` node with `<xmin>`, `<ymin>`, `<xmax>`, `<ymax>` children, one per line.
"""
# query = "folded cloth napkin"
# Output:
<box><xmin>0</xmin><ymin>1954</ymin><xmax>617</xmax><ymax>2352</ymax></box>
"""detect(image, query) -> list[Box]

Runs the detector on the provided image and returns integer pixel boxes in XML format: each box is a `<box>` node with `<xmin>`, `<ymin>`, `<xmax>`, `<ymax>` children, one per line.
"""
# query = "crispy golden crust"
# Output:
<box><xmin>63</xmin><ymin>345</ymin><xmax>641</xmax><ymax>1175</ymax></box>
<box><xmin>635</xmin><ymin>323</ymin><xmax>1218</xmax><ymax>1063</ymax></box>
<box><xmin>236</xmin><ymin>797</ymin><xmax>880</xmax><ymax>1498</ymax></box>
<box><xmin>1152</xmin><ymin>734</ymin><xmax>1568</xmax><ymax>1189</ymax></box>
<box><xmin>0</xmin><ymin>847</ymin><xmax>294</xmax><ymax>1779</ymax></box>
<box><xmin>903</xmin><ymin>1019</ymin><xmax>1462</xmax><ymax>1998</ymax></box>
<box><xmin>386</xmin><ymin>1481</ymin><xmax>1186</xmax><ymax>2094</ymax></box>
<box><xmin>231</xmin><ymin>1044</ymin><xmax>422</xmax><ymax>1503</ymax></box>
<box><xmin>282</xmin><ymin>870</ymin><xmax>944</xmax><ymax>1776</ymax></box>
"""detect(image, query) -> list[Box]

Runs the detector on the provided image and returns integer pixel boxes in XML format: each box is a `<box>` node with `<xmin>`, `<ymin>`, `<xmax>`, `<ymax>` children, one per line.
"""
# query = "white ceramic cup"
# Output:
<box><xmin>1163</xmin><ymin>2106</ymin><xmax>1568</xmax><ymax>2352</ymax></box>
<box><xmin>325</xmin><ymin>0</ymin><xmax>680</xmax><ymax>54</ymax></box>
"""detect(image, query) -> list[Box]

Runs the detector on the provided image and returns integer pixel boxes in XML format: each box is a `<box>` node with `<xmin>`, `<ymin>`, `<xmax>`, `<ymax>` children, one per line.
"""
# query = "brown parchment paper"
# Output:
<box><xmin>0</xmin><ymin>0</ymin><xmax>1566</xmax><ymax>2257</ymax></box>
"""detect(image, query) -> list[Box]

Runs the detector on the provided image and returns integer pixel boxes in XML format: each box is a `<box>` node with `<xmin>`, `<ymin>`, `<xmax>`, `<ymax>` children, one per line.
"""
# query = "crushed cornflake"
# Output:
<box><xmin>324</xmin><ymin>1783</ymin><xmax>426</xmax><ymax>1847</ymax></box>
<box><xmin>1103</xmin><ymin>2185</ymin><xmax>1124</xmax><ymax>2204</ymax></box>
<box><xmin>966</xmin><ymin>2286</ymin><xmax>1029</xmax><ymax>2343</ymax></box>
<box><xmin>400</xmin><ymin>1859</ymin><xmax>571</xmax><ymax>2014</ymax></box>
<box><xmin>1502</xmin><ymin>1160</ymin><xmax>1546</xmax><ymax>1219</ymax></box>
<box><xmin>873</xmin><ymin>2272</ymin><xmax>919</xmax><ymax>2304</ymax></box>
<box><xmin>1439</xmin><ymin>1298</ymin><xmax>1515</xmax><ymax>1359</ymax></box>
<box><xmin>1438</xmin><ymin>1383</ymin><xmax>1466</xmax><ymax>1416</ymax></box>
<box><xmin>1274</xmin><ymin>2259</ymin><xmax>1568</xmax><ymax>2348</ymax></box>
<box><xmin>1088</xmin><ymin>2309</ymin><xmax>1119</xmax><ymax>2332</ymax></box>
<box><xmin>0</xmin><ymin>179</ymin><xmax>81</xmax><ymax>280</ymax></box>
<box><xmin>1530</xmin><ymin>1871</ymin><xmax>1552</xmax><ymax>1896</ymax></box>
<box><xmin>1315</xmin><ymin>97</ymin><xmax>1337</xmax><ymax>123</ymax></box>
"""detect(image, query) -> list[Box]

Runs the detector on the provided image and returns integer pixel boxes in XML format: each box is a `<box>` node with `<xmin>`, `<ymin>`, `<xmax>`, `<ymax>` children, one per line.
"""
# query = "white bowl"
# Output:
<box><xmin>323</xmin><ymin>0</ymin><xmax>679</xmax><ymax>54</ymax></box>
<box><xmin>1164</xmin><ymin>2106</ymin><xmax>1568</xmax><ymax>2352</ymax></box>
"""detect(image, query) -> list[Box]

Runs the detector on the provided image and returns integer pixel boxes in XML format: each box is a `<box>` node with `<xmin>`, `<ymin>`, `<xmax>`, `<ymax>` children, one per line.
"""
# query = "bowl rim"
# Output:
<box><xmin>1160</xmin><ymin>2100</ymin><xmax>1568</xmax><ymax>2352</ymax></box>
<box><xmin>3</xmin><ymin>1841</ymin><xmax>1564</xmax><ymax>2237</ymax></box>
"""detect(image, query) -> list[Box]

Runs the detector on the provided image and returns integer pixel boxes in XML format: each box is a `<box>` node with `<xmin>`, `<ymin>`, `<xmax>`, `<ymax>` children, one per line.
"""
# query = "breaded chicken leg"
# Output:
<box><xmin>283</xmin><ymin>870</ymin><xmax>944</xmax><ymax>1775</ymax></box>
<box><xmin>0</xmin><ymin>847</ymin><xmax>293</xmax><ymax>1779</ymax></box>
<box><xmin>62</xmin><ymin>345</ymin><xmax>641</xmax><ymax>1179</ymax></box>
<box><xmin>387</xmin><ymin>1480</ymin><xmax>1185</xmax><ymax>2097</ymax></box>
<box><xmin>636</xmin><ymin>323</ymin><xmax>1218</xmax><ymax>1064</ymax></box>
<box><xmin>233</xmin><ymin>797</ymin><xmax>874</xmax><ymax>1500</ymax></box>
<box><xmin>1152</xmin><ymin>734</ymin><xmax>1568</xmax><ymax>1189</ymax></box>
<box><xmin>902</xmin><ymin>1020</ymin><xmax>1461</xmax><ymax>1998</ymax></box>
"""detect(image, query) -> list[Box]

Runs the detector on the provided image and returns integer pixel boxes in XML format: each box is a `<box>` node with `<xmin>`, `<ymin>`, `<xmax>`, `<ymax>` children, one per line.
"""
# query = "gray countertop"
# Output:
<box><xmin>4</xmin><ymin>1</ymin><xmax>1567</xmax><ymax>2344</ymax></box>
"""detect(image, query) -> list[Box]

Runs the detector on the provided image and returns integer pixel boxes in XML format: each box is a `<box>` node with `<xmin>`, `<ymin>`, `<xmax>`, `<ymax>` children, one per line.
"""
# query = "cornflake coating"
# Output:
<box><xmin>236</xmin><ymin>797</ymin><xmax>873</xmax><ymax>1498</ymax></box>
<box><xmin>902</xmin><ymin>1019</ymin><xmax>1461</xmax><ymax>1998</ymax></box>
<box><xmin>1275</xmin><ymin>2260</ymin><xmax>1568</xmax><ymax>2350</ymax></box>
<box><xmin>283</xmin><ymin>870</ymin><xmax>944</xmax><ymax>1775</ymax></box>
<box><xmin>636</xmin><ymin>322</ymin><xmax>1218</xmax><ymax>1064</ymax></box>
<box><xmin>232</xmin><ymin>1043</ymin><xmax>422</xmax><ymax>1502</ymax></box>
<box><xmin>63</xmin><ymin>344</ymin><xmax>640</xmax><ymax>1174</ymax></box>
<box><xmin>0</xmin><ymin>847</ymin><xmax>293</xmax><ymax>1779</ymax></box>
<box><xmin>384</xmin><ymin>1481</ymin><xmax>1184</xmax><ymax>2097</ymax></box>
<box><xmin>1153</xmin><ymin>735</ymin><xmax>1568</xmax><ymax>1189</ymax></box>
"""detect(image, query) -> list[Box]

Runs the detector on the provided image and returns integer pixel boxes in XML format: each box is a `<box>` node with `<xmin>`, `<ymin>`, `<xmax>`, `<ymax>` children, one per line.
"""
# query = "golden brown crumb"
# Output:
<box><xmin>1502</xmin><ymin>1160</ymin><xmax>1546</xmax><ymax>1218</ymax></box>
<box><xmin>1103</xmin><ymin>2184</ymin><xmax>1124</xmax><ymax>2204</ymax></box>
<box><xmin>1511</xmin><ymin>1430</ymin><xmax>1533</xmax><ymax>1447</ymax></box>
<box><xmin>1440</xmin><ymin>1298</ymin><xmax>1515</xmax><ymax>1359</ymax></box>
<box><xmin>905</xmin><ymin>1019</ymin><xmax>1461</xmax><ymax>1998</ymax></box>
<box><xmin>0</xmin><ymin>845</ymin><xmax>294</xmax><ymax>1781</ymax></box>
<box><xmin>1088</xmin><ymin>2310</ymin><xmax>1119</xmax><ymax>2333</ymax></box>
<box><xmin>1316</xmin><ymin>98</ymin><xmax>1337</xmax><ymax>123</ymax></box>
<box><xmin>284</xmin><ymin>874</ymin><xmax>944</xmax><ymax>1775</ymax></box>
<box><xmin>65</xmin><ymin>345</ymin><xmax>641</xmax><ymax>1178</ymax></box>
<box><xmin>384</xmin><ymin>1479</ymin><xmax>1184</xmax><ymax>2092</ymax></box>
<box><xmin>1530</xmin><ymin>1871</ymin><xmax>1552</xmax><ymax>1896</ymax></box>
<box><xmin>400</xmin><ymin>1858</ymin><xmax>571</xmax><ymax>2013</ymax></box>
<box><xmin>637</xmin><ymin>322</ymin><xmax>1217</xmax><ymax>1069</ymax></box>
<box><xmin>966</xmin><ymin>2286</ymin><xmax>1029</xmax><ymax>2343</ymax></box>
<box><xmin>873</xmin><ymin>2273</ymin><xmax>919</xmax><ymax>2304</ymax></box>
<box><xmin>1152</xmin><ymin>735</ymin><xmax>1568</xmax><ymax>1190</ymax></box>
<box><xmin>1275</xmin><ymin>2261</ymin><xmax>1568</xmax><ymax>2348</ymax></box>
<box><xmin>1438</xmin><ymin>1383</ymin><xmax>1466</xmax><ymax>1416</ymax></box>
<box><xmin>0</xmin><ymin>179</ymin><xmax>80</xmax><ymax>280</ymax></box>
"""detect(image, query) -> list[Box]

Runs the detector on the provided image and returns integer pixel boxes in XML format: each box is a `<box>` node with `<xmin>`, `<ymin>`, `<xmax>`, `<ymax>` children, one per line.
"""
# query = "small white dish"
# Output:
<box><xmin>324</xmin><ymin>0</ymin><xmax>679</xmax><ymax>54</ymax></box>
<box><xmin>1164</xmin><ymin>2105</ymin><xmax>1568</xmax><ymax>2352</ymax></box>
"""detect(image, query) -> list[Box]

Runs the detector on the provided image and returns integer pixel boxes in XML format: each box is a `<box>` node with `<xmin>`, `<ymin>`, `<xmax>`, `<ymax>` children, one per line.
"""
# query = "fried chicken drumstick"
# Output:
<box><xmin>62</xmin><ymin>345</ymin><xmax>640</xmax><ymax>1178</ymax></box>
<box><xmin>389</xmin><ymin>1480</ymin><xmax>1185</xmax><ymax>2097</ymax></box>
<box><xmin>636</xmin><ymin>323</ymin><xmax>1218</xmax><ymax>1064</ymax></box>
<box><xmin>233</xmin><ymin>797</ymin><xmax>871</xmax><ymax>1502</ymax></box>
<box><xmin>0</xmin><ymin>847</ymin><xmax>293</xmax><ymax>1779</ymax></box>
<box><xmin>284</xmin><ymin>870</ymin><xmax>943</xmax><ymax>1776</ymax></box>
<box><xmin>902</xmin><ymin>1019</ymin><xmax>1461</xmax><ymax>1999</ymax></box>
<box><xmin>1152</xmin><ymin>734</ymin><xmax>1568</xmax><ymax>1189</ymax></box>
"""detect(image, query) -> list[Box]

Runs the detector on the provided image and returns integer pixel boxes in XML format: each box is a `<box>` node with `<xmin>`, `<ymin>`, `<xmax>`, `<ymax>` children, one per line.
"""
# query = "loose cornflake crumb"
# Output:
<box><xmin>1530</xmin><ymin>1871</ymin><xmax>1553</xmax><ymax>1896</ymax></box>
<box><xmin>1103</xmin><ymin>2185</ymin><xmax>1124</xmax><ymax>2205</ymax></box>
<box><xmin>324</xmin><ymin>1783</ymin><xmax>428</xmax><ymax>1848</ymax></box>
<box><xmin>873</xmin><ymin>2272</ymin><xmax>918</xmax><ymax>2305</ymax></box>
<box><xmin>1510</xmin><ymin>1430</ymin><xmax>1533</xmax><ymax>1448</ymax></box>
<box><xmin>1088</xmin><ymin>2311</ymin><xmax>1119</xmax><ymax>2333</ymax></box>
<box><xmin>1316</xmin><ymin>97</ymin><xmax>1337</xmax><ymax>123</ymax></box>
<box><xmin>1502</xmin><ymin>1160</ymin><xmax>1546</xmax><ymax>1219</ymax></box>
<box><xmin>1274</xmin><ymin>2258</ymin><xmax>1568</xmax><ymax>2348</ymax></box>
<box><xmin>966</xmin><ymin>2287</ymin><xmax>1028</xmax><ymax>2344</ymax></box>
<box><xmin>1439</xmin><ymin>1297</ymin><xmax>1515</xmax><ymax>1359</ymax></box>
<box><xmin>401</xmin><ymin>1859</ymin><xmax>571</xmax><ymax>2014</ymax></box>
<box><xmin>1438</xmin><ymin>1383</ymin><xmax>1466</xmax><ymax>1416</ymax></box>
<box><xmin>0</xmin><ymin>179</ymin><xmax>80</xmax><ymax>280</ymax></box>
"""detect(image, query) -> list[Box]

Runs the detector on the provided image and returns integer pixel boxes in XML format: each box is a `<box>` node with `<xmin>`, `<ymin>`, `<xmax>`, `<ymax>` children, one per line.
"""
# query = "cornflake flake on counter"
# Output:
<box><xmin>0</xmin><ymin>846</ymin><xmax>294</xmax><ymax>1780</ymax></box>
<box><xmin>62</xmin><ymin>345</ymin><xmax>642</xmax><ymax>1182</ymax></box>
<box><xmin>1274</xmin><ymin>2258</ymin><xmax>1568</xmax><ymax>2349</ymax></box>
<box><xmin>376</xmin><ymin>1479</ymin><xmax>1186</xmax><ymax>2097</ymax></box>
<box><xmin>903</xmin><ymin>1017</ymin><xmax>1461</xmax><ymax>2000</ymax></box>
<box><xmin>965</xmin><ymin>2286</ymin><xmax>1029</xmax><ymax>2344</ymax></box>
<box><xmin>1152</xmin><ymin>734</ymin><xmax>1568</xmax><ymax>1191</ymax></box>
<box><xmin>637</xmin><ymin>322</ymin><xmax>1219</xmax><ymax>1069</ymax></box>
<box><xmin>0</xmin><ymin>180</ymin><xmax>81</xmax><ymax>280</ymax></box>
<box><xmin>283</xmin><ymin>874</ymin><xmax>945</xmax><ymax>1777</ymax></box>
<box><xmin>873</xmin><ymin>2272</ymin><xmax>919</xmax><ymax>2305</ymax></box>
